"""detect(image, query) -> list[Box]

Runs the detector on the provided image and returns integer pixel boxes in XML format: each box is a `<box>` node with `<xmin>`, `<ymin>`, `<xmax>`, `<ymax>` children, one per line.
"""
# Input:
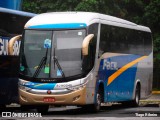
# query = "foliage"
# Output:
<box><xmin>154</xmin><ymin>34</ymin><xmax>160</xmax><ymax>59</ymax></box>
<box><xmin>75</xmin><ymin>0</ymin><xmax>98</xmax><ymax>12</ymax></box>
<box><xmin>22</xmin><ymin>0</ymin><xmax>80</xmax><ymax>13</ymax></box>
<box><xmin>144</xmin><ymin>1</ymin><xmax>160</xmax><ymax>88</ymax></box>
<box><xmin>143</xmin><ymin>0</ymin><xmax>160</xmax><ymax>33</ymax></box>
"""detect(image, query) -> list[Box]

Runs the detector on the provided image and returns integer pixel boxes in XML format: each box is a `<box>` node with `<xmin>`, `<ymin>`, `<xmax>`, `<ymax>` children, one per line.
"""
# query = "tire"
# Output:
<box><xmin>36</xmin><ymin>105</ymin><xmax>49</xmax><ymax>114</ymax></box>
<box><xmin>90</xmin><ymin>89</ymin><xmax>102</xmax><ymax>112</ymax></box>
<box><xmin>122</xmin><ymin>85</ymin><xmax>140</xmax><ymax>107</ymax></box>
<box><xmin>81</xmin><ymin>89</ymin><xmax>102</xmax><ymax>112</ymax></box>
<box><xmin>132</xmin><ymin>85</ymin><xmax>140</xmax><ymax>107</ymax></box>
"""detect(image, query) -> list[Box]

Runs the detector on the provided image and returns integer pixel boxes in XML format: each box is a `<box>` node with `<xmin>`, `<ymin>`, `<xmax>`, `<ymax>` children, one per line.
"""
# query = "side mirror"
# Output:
<box><xmin>82</xmin><ymin>34</ymin><xmax>94</xmax><ymax>56</ymax></box>
<box><xmin>8</xmin><ymin>35</ymin><xmax>22</xmax><ymax>55</ymax></box>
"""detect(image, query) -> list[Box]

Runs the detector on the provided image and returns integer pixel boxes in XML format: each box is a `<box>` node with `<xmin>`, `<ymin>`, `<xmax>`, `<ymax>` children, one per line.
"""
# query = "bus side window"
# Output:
<box><xmin>99</xmin><ymin>24</ymin><xmax>110</xmax><ymax>56</ymax></box>
<box><xmin>144</xmin><ymin>32</ymin><xmax>152</xmax><ymax>55</ymax></box>
<box><xmin>87</xmin><ymin>23</ymin><xmax>98</xmax><ymax>67</ymax></box>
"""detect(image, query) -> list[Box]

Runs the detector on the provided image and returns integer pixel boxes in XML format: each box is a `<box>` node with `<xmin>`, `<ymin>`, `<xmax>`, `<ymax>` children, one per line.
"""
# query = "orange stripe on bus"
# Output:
<box><xmin>107</xmin><ymin>56</ymin><xmax>147</xmax><ymax>86</ymax></box>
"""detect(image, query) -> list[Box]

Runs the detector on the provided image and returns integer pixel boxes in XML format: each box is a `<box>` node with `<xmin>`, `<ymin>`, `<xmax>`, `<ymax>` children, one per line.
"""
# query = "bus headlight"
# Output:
<box><xmin>19</xmin><ymin>80</ymin><xmax>31</xmax><ymax>92</ymax></box>
<box><xmin>19</xmin><ymin>85</ymin><xmax>31</xmax><ymax>92</ymax></box>
<box><xmin>19</xmin><ymin>79</ymin><xmax>28</xmax><ymax>86</ymax></box>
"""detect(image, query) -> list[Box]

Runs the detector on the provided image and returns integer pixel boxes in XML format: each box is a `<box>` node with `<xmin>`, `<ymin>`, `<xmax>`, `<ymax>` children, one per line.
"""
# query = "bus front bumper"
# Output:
<box><xmin>19</xmin><ymin>86</ymin><xmax>86</xmax><ymax>105</ymax></box>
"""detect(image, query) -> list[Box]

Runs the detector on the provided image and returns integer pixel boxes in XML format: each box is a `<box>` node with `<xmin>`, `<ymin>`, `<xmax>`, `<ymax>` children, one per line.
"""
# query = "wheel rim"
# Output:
<box><xmin>135</xmin><ymin>87</ymin><xmax>140</xmax><ymax>104</ymax></box>
<box><xmin>96</xmin><ymin>93</ymin><xmax>101</xmax><ymax>110</ymax></box>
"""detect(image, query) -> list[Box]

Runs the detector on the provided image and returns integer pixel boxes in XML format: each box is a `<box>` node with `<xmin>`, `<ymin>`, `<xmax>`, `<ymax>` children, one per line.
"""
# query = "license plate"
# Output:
<box><xmin>43</xmin><ymin>97</ymin><xmax>55</xmax><ymax>102</ymax></box>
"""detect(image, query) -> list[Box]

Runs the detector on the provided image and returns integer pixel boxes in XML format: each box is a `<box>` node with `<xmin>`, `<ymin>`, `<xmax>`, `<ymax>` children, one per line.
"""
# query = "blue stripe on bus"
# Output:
<box><xmin>97</xmin><ymin>54</ymin><xmax>143</xmax><ymax>102</ymax></box>
<box><xmin>28</xmin><ymin>23</ymin><xmax>87</xmax><ymax>29</ymax></box>
<box><xmin>24</xmin><ymin>82</ymin><xmax>56</xmax><ymax>90</ymax></box>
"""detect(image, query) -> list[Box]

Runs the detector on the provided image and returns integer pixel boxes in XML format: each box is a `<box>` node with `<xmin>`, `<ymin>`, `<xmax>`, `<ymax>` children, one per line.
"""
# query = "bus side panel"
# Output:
<box><xmin>97</xmin><ymin>53</ymin><xmax>145</xmax><ymax>102</ymax></box>
<box><xmin>134</xmin><ymin>52</ymin><xmax>153</xmax><ymax>99</ymax></box>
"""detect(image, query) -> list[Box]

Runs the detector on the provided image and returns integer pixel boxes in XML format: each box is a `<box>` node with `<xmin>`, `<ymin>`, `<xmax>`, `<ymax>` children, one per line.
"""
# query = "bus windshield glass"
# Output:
<box><xmin>20</xmin><ymin>29</ymin><xmax>86</xmax><ymax>79</ymax></box>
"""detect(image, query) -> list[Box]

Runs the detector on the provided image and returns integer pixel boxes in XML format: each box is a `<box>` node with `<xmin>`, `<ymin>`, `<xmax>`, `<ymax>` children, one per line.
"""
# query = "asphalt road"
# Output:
<box><xmin>0</xmin><ymin>94</ymin><xmax>160</xmax><ymax>120</ymax></box>
<box><xmin>0</xmin><ymin>103</ymin><xmax>160</xmax><ymax>120</ymax></box>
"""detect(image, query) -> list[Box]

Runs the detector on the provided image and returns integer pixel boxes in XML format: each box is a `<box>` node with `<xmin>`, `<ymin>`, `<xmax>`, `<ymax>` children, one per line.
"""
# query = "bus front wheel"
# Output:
<box><xmin>81</xmin><ymin>89</ymin><xmax>102</xmax><ymax>112</ymax></box>
<box><xmin>90</xmin><ymin>89</ymin><xmax>102</xmax><ymax>112</ymax></box>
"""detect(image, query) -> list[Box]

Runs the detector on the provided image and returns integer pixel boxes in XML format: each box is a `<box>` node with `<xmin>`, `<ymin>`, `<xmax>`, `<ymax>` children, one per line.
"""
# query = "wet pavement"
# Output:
<box><xmin>0</xmin><ymin>92</ymin><xmax>160</xmax><ymax>120</ymax></box>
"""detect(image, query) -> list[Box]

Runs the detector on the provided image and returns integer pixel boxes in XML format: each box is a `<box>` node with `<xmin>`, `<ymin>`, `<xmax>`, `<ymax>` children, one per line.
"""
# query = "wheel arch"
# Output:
<box><xmin>96</xmin><ymin>81</ymin><xmax>104</xmax><ymax>103</ymax></box>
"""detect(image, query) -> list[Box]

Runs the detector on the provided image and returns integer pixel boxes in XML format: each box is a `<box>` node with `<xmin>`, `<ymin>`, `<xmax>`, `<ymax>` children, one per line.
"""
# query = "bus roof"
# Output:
<box><xmin>0</xmin><ymin>7</ymin><xmax>36</xmax><ymax>17</ymax></box>
<box><xmin>25</xmin><ymin>12</ymin><xmax>151</xmax><ymax>32</ymax></box>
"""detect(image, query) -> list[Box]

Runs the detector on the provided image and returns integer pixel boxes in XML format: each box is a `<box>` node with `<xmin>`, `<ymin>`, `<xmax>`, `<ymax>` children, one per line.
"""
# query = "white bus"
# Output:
<box><xmin>16</xmin><ymin>12</ymin><xmax>153</xmax><ymax>112</ymax></box>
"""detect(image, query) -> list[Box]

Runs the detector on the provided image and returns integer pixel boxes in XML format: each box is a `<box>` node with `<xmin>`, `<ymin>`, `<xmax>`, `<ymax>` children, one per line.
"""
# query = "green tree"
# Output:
<box><xmin>22</xmin><ymin>0</ymin><xmax>81</xmax><ymax>13</ymax></box>
<box><xmin>143</xmin><ymin>0</ymin><xmax>160</xmax><ymax>89</ymax></box>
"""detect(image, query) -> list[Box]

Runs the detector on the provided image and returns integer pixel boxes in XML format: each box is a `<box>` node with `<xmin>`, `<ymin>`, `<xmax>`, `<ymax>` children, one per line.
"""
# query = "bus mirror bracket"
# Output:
<box><xmin>8</xmin><ymin>35</ymin><xmax>22</xmax><ymax>55</ymax></box>
<box><xmin>82</xmin><ymin>34</ymin><xmax>94</xmax><ymax>56</ymax></box>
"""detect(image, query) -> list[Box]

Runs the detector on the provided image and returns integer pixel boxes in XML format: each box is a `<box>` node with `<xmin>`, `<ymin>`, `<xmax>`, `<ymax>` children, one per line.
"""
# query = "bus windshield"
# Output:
<box><xmin>20</xmin><ymin>29</ymin><xmax>86</xmax><ymax>79</ymax></box>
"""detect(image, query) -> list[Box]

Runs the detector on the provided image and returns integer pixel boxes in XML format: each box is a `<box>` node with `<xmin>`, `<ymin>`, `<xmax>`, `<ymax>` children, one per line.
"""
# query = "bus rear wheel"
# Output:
<box><xmin>132</xmin><ymin>84</ymin><xmax>140</xmax><ymax>107</ymax></box>
<box><xmin>122</xmin><ymin>84</ymin><xmax>140</xmax><ymax>107</ymax></box>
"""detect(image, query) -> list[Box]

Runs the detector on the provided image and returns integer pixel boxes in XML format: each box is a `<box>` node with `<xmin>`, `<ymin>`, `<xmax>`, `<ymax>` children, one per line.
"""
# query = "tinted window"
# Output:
<box><xmin>144</xmin><ymin>32</ymin><xmax>152</xmax><ymax>55</ymax></box>
<box><xmin>84</xmin><ymin>23</ymin><xmax>98</xmax><ymax>70</ymax></box>
<box><xmin>99</xmin><ymin>24</ymin><xmax>152</xmax><ymax>56</ymax></box>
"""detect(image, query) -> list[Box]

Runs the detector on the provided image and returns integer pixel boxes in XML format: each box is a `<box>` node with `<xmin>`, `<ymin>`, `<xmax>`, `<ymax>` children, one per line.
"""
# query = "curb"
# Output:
<box><xmin>140</xmin><ymin>100</ymin><xmax>160</xmax><ymax>106</ymax></box>
<box><xmin>140</xmin><ymin>100</ymin><xmax>160</xmax><ymax>102</ymax></box>
<box><xmin>152</xmin><ymin>91</ymin><xmax>160</xmax><ymax>94</ymax></box>
<box><xmin>140</xmin><ymin>92</ymin><xmax>160</xmax><ymax>104</ymax></box>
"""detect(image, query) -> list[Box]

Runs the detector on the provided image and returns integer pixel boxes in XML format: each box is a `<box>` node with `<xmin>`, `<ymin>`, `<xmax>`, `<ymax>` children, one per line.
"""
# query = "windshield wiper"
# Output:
<box><xmin>53</xmin><ymin>56</ymin><xmax>65</xmax><ymax>78</ymax></box>
<box><xmin>33</xmin><ymin>48</ymin><xmax>48</xmax><ymax>78</ymax></box>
